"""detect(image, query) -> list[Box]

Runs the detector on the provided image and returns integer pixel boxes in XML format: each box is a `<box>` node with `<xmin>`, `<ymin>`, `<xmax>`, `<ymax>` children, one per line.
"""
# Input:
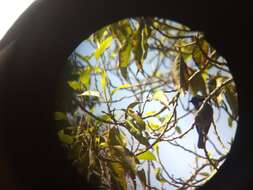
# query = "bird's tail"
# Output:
<box><xmin>198</xmin><ymin>134</ymin><xmax>205</xmax><ymax>149</ymax></box>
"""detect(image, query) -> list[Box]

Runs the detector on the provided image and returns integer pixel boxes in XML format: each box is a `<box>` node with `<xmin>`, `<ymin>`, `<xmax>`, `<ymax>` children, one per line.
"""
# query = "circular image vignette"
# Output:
<box><xmin>54</xmin><ymin>17</ymin><xmax>238</xmax><ymax>190</ymax></box>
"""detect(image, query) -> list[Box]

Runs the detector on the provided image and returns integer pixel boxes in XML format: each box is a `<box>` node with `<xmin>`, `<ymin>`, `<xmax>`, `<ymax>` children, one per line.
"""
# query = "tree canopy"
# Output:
<box><xmin>55</xmin><ymin>17</ymin><xmax>238</xmax><ymax>190</ymax></box>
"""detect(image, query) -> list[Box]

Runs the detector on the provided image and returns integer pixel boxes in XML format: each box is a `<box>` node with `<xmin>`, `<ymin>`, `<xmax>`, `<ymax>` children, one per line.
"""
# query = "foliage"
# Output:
<box><xmin>55</xmin><ymin>17</ymin><xmax>238</xmax><ymax>190</ymax></box>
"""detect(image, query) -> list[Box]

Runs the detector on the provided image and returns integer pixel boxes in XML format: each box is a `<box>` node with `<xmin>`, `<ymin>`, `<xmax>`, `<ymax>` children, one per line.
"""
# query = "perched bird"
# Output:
<box><xmin>190</xmin><ymin>95</ymin><xmax>213</xmax><ymax>149</ymax></box>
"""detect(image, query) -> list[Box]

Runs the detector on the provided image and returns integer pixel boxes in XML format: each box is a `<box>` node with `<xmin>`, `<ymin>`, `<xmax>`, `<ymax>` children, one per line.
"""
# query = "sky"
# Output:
<box><xmin>0</xmin><ymin>4</ymin><xmax>238</xmax><ymax>189</ymax></box>
<box><xmin>0</xmin><ymin>0</ymin><xmax>36</xmax><ymax>40</ymax></box>
<box><xmin>73</xmin><ymin>31</ymin><xmax>238</xmax><ymax>189</ymax></box>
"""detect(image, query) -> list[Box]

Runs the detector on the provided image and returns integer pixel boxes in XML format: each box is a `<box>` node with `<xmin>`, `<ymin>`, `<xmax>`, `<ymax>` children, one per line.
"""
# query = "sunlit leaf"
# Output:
<box><xmin>94</xmin><ymin>36</ymin><xmax>113</xmax><ymax>59</ymax></box>
<box><xmin>80</xmin><ymin>68</ymin><xmax>91</xmax><ymax>87</ymax></box>
<box><xmin>54</xmin><ymin>112</ymin><xmax>67</xmax><ymax>120</ymax></box>
<box><xmin>127</xmin><ymin>108</ymin><xmax>146</xmax><ymax>130</ymax></box>
<box><xmin>110</xmin><ymin>162</ymin><xmax>127</xmax><ymax>190</ymax></box>
<box><xmin>153</xmin><ymin>142</ymin><xmax>159</xmax><ymax>154</ymax></box>
<box><xmin>127</xmin><ymin>101</ymin><xmax>140</xmax><ymax>111</ymax></box>
<box><xmin>111</xmin><ymin>83</ymin><xmax>131</xmax><ymax>96</ymax></box>
<box><xmin>112</xmin><ymin>145</ymin><xmax>137</xmax><ymax>175</ymax></box>
<box><xmin>144</xmin><ymin>111</ymin><xmax>157</xmax><ymax>117</ymax></box>
<box><xmin>99</xmin><ymin>142</ymin><xmax>108</xmax><ymax>148</ymax></box>
<box><xmin>155</xmin><ymin>168</ymin><xmax>167</xmax><ymax>184</ymax></box>
<box><xmin>119</xmin><ymin>42</ymin><xmax>132</xmax><ymax>68</ymax></box>
<box><xmin>193</xmin><ymin>39</ymin><xmax>209</xmax><ymax>67</ymax></box>
<box><xmin>67</xmin><ymin>81</ymin><xmax>81</xmax><ymax>90</ymax></box>
<box><xmin>78</xmin><ymin>90</ymin><xmax>100</xmax><ymax>97</ymax></box>
<box><xmin>136</xmin><ymin>150</ymin><xmax>157</xmax><ymax>161</ymax></box>
<box><xmin>147</xmin><ymin>120</ymin><xmax>160</xmax><ymax>130</ymax></box>
<box><xmin>152</xmin><ymin>91</ymin><xmax>169</xmax><ymax>106</ymax></box>
<box><xmin>199</xmin><ymin>172</ymin><xmax>210</xmax><ymax>177</ymax></box>
<box><xmin>124</xmin><ymin>120</ymin><xmax>149</xmax><ymax>146</ymax></box>
<box><xmin>58</xmin><ymin>130</ymin><xmax>74</xmax><ymax>144</ymax></box>
<box><xmin>101</xmin><ymin>70</ymin><xmax>107</xmax><ymax>92</ymax></box>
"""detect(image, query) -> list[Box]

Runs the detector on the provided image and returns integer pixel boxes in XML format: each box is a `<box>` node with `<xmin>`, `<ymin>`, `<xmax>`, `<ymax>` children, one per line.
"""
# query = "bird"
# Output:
<box><xmin>190</xmin><ymin>95</ymin><xmax>213</xmax><ymax>149</ymax></box>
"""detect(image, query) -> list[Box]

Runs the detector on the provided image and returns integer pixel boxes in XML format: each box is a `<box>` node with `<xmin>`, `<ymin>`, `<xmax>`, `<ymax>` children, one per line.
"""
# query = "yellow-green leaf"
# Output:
<box><xmin>58</xmin><ymin>130</ymin><xmax>74</xmax><ymax>144</ymax></box>
<box><xmin>127</xmin><ymin>108</ymin><xmax>146</xmax><ymax>130</ymax></box>
<box><xmin>152</xmin><ymin>91</ymin><xmax>169</xmax><ymax>106</ymax></box>
<box><xmin>147</xmin><ymin>120</ymin><xmax>160</xmax><ymax>130</ymax></box>
<box><xmin>199</xmin><ymin>172</ymin><xmax>210</xmax><ymax>177</ymax></box>
<box><xmin>110</xmin><ymin>162</ymin><xmax>127</xmax><ymax>190</ymax></box>
<box><xmin>67</xmin><ymin>81</ymin><xmax>81</xmax><ymax>90</ymax></box>
<box><xmin>111</xmin><ymin>83</ymin><xmax>131</xmax><ymax>96</ymax></box>
<box><xmin>193</xmin><ymin>39</ymin><xmax>209</xmax><ymax>67</ymax></box>
<box><xmin>101</xmin><ymin>70</ymin><xmax>107</xmax><ymax>92</ymax></box>
<box><xmin>136</xmin><ymin>150</ymin><xmax>156</xmax><ymax>161</ymax></box>
<box><xmin>94</xmin><ymin>36</ymin><xmax>113</xmax><ymax>59</ymax></box>
<box><xmin>228</xmin><ymin>116</ymin><xmax>233</xmax><ymax>128</ymax></box>
<box><xmin>78</xmin><ymin>90</ymin><xmax>100</xmax><ymax>97</ymax></box>
<box><xmin>54</xmin><ymin>112</ymin><xmax>67</xmax><ymax>120</ymax></box>
<box><xmin>155</xmin><ymin>168</ymin><xmax>167</xmax><ymax>184</ymax></box>
<box><xmin>119</xmin><ymin>42</ymin><xmax>132</xmax><ymax>68</ymax></box>
<box><xmin>80</xmin><ymin>68</ymin><xmax>91</xmax><ymax>87</ymax></box>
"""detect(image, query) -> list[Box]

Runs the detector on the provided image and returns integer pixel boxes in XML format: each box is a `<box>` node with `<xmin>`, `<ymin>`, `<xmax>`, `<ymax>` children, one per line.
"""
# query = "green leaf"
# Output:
<box><xmin>94</xmin><ymin>36</ymin><xmax>113</xmax><ymax>59</ymax></box>
<box><xmin>155</xmin><ymin>168</ymin><xmax>167</xmax><ymax>184</ymax></box>
<box><xmin>110</xmin><ymin>162</ymin><xmax>127</xmax><ymax>190</ymax></box>
<box><xmin>111</xmin><ymin>83</ymin><xmax>131</xmax><ymax>96</ymax></box>
<box><xmin>75</xmin><ymin>52</ymin><xmax>92</xmax><ymax>63</ymax></box>
<box><xmin>228</xmin><ymin>116</ymin><xmax>233</xmax><ymax>128</ymax></box>
<box><xmin>119</xmin><ymin>42</ymin><xmax>132</xmax><ymax>68</ymax></box>
<box><xmin>58</xmin><ymin>130</ymin><xmax>74</xmax><ymax>144</ymax></box>
<box><xmin>175</xmin><ymin>126</ymin><xmax>182</xmax><ymax>134</ymax></box>
<box><xmin>132</xmin><ymin>23</ymin><xmax>149</xmax><ymax>72</ymax></box>
<box><xmin>120</xmin><ymin>67</ymin><xmax>129</xmax><ymax>81</ymax></box>
<box><xmin>124</xmin><ymin>120</ymin><xmax>149</xmax><ymax>146</ymax></box>
<box><xmin>153</xmin><ymin>142</ymin><xmax>159</xmax><ymax>154</ymax></box>
<box><xmin>78</xmin><ymin>90</ymin><xmax>100</xmax><ymax>97</ymax></box>
<box><xmin>147</xmin><ymin>120</ymin><xmax>160</xmax><ymax>130</ymax></box>
<box><xmin>127</xmin><ymin>101</ymin><xmax>140</xmax><ymax>111</ymax></box>
<box><xmin>109</xmin><ymin>127</ymin><xmax>124</xmax><ymax>146</ymax></box>
<box><xmin>172</xmin><ymin>54</ymin><xmax>189</xmax><ymax>91</ymax></box>
<box><xmin>152</xmin><ymin>91</ymin><xmax>169</xmax><ymax>106</ymax></box>
<box><xmin>67</xmin><ymin>81</ymin><xmax>81</xmax><ymax>90</ymax></box>
<box><xmin>189</xmin><ymin>71</ymin><xmax>207</xmax><ymax>96</ymax></box>
<box><xmin>224</xmin><ymin>83</ymin><xmax>238</xmax><ymax>119</ymax></box>
<box><xmin>193</xmin><ymin>39</ymin><xmax>209</xmax><ymax>67</ymax></box>
<box><xmin>80</xmin><ymin>68</ymin><xmax>91</xmax><ymax>87</ymax></box>
<box><xmin>127</xmin><ymin>108</ymin><xmax>146</xmax><ymax>130</ymax></box>
<box><xmin>136</xmin><ymin>150</ymin><xmax>156</xmax><ymax>161</ymax></box>
<box><xmin>112</xmin><ymin>145</ymin><xmax>137</xmax><ymax>176</ymax></box>
<box><xmin>144</xmin><ymin>111</ymin><xmax>157</xmax><ymax>117</ymax></box>
<box><xmin>199</xmin><ymin>172</ymin><xmax>210</xmax><ymax>177</ymax></box>
<box><xmin>54</xmin><ymin>112</ymin><xmax>67</xmax><ymax>120</ymax></box>
<box><xmin>161</xmin><ymin>113</ymin><xmax>173</xmax><ymax>126</ymax></box>
<box><xmin>101</xmin><ymin>70</ymin><xmax>107</xmax><ymax>92</ymax></box>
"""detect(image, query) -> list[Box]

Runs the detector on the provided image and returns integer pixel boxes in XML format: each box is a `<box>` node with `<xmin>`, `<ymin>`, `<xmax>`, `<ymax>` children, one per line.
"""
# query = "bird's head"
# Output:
<box><xmin>190</xmin><ymin>95</ymin><xmax>205</xmax><ymax>109</ymax></box>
